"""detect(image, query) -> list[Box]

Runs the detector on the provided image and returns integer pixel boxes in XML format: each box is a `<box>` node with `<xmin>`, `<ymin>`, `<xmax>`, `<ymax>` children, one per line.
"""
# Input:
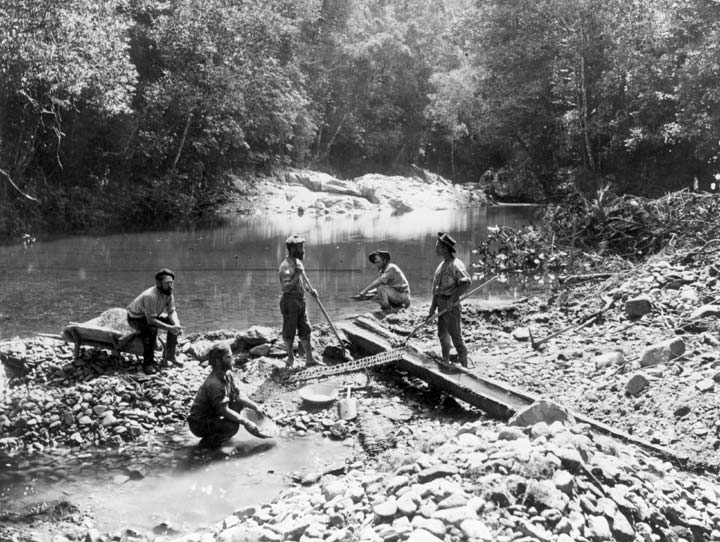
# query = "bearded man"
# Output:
<box><xmin>126</xmin><ymin>268</ymin><xmax>183</xmax><ymax>374</ymax></box>
<box><xmin>278</xmin><ymin>235</ymin><xmax>323</xmax><ymax>367</ymax></box>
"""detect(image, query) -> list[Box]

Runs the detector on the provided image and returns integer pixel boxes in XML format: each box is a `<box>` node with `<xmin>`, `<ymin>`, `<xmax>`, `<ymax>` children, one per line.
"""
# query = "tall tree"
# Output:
<box><xmin>0</xmin><ymin>0</ymin><xmax>136</xmax><ymax>205</ymax></box>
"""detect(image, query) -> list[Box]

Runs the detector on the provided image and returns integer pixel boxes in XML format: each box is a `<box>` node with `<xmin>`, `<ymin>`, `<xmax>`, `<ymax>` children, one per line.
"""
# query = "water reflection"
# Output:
<box><xmin>0</xmin><ymin>206</ymin><xmax>541</xmax><ymax>339</ymax></box>
<box><xmin>0</xmin><ymin>428</ymin><xmax>353</xmax><ymax>534</ymax></box>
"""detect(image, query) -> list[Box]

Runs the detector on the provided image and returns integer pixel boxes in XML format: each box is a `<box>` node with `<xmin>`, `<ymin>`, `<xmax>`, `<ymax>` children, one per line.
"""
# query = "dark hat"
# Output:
<box><xmin>285</xmin><ymin>234</ymin><xmax>306</xmax><ymax>245</ymax></box>
<box><xmin>437</xmin><ymin>232</ymin><xmax>457</xmax><ymax>252</ymax></box>
<box><xmin>368</xmin><ymin>250</ymin><xmax>391</xmax><ymax>264</ymax></box>
<box><xmin>155</xmin><ymin>268</ymin><xmax>175</xmax><ymax>281</ymax></box>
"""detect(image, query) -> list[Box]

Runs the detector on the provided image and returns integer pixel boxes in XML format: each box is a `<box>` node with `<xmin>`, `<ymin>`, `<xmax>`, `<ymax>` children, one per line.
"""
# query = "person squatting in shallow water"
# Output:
<box><xmin>126</xmin><ymin>268</ymin><xmax>184</xmax><ymax>375</ymax></box>
<box><xmin>357</xmin><ymin>249</ymin><xmax>411</xmax><ymax>313</ymax></box>
<box><xmin>278</xmin><ymin>234</ymin><xmax>322</xmax><ymax>367</ymax></box>
<box><xmin>187</xmin><ymin>343</ymin><xmax>263</xmax><ymax>448</ymax></box>
<box><xmin>428</xmin><ymin>232</ymin><xmax>472</xmax><ymax>367</ymax></box>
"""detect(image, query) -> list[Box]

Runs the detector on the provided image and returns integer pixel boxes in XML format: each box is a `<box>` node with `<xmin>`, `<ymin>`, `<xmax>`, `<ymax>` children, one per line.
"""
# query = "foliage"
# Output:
<box><xmin>475</xmin><ymin>189</ymin><xmax>720</xmax><ymax>278</ymax></box>
<box><xmin>0</xmin><ymin>0</ymin><xmax>137</xmax><ymax>179</ymax></box>
<box><xmin>2</xmin><ymin>0</ymin><xmax>720</xmax><ymax>238</ymax></box>
<box><xmin>476</xmin><ymin>224</ymin><xmax>565</xmax><ymax>276</ymax></box>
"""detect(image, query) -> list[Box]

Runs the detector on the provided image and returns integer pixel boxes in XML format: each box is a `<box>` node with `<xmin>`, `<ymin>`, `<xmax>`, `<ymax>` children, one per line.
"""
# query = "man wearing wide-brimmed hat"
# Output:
<box><xmin>126</xmin><ymin>268</ymin><xmax>184</xmax><ymax>374</ymax></box>
<box><xmin>428</xmin><ymin>232</ymin><xmax>472</xmax><ymax>367</ymax></box>
<box><xmin>358</xmin><ymin>250</ymin><xmax>411</xmax><ymax>313</ymax></box>
<box><xmin>278</xmin><ymin>235</ymin><xmax>319</xmax><ymax>367</ymax></box>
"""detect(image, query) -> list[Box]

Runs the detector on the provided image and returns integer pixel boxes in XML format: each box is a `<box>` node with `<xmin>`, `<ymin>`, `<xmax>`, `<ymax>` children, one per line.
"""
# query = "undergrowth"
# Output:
<box><xmin>475</xmin><ymin>187</ymin><xmax>720</xmax><ymax>278</ymax></box>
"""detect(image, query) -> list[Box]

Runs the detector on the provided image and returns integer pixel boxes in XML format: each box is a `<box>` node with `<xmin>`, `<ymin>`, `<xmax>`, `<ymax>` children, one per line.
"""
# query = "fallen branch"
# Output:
<box><xmin>557</xmin><ymin>272</ymin><xmax>614</xmax><ymax>285</ymax></box>
<box><xmin>0</xmin><ymin>168</ymin><xmax>39</xmax><ymax>202</ymax></box>
<box><xmin>530</xmin><ymin>296</ymin><xmax>614</xmax><ymax>350</ymax></box>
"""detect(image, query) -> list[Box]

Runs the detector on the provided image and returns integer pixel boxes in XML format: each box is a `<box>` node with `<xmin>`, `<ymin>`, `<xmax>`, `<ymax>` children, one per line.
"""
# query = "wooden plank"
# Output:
<box><xmin>337</xmin><ymin>321</ymin><xmax>393</xmax><ymax>355</ymax></box>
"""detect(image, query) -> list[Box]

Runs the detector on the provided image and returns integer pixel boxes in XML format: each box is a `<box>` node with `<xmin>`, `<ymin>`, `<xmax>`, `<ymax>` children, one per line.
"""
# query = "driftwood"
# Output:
<box><xmin>680</xmin><ymin>238</ymin><xmax>720</xmax><ymax>264</ymax></box>
<box><xmin>557</xmin><ymin>272</ymin><xmax>615</xmax><ymax>285</ymax></box>
<box><xmin>530</xmin><ymin>296</ymin><xmax>614</xmax><ymax>350</ymax></box>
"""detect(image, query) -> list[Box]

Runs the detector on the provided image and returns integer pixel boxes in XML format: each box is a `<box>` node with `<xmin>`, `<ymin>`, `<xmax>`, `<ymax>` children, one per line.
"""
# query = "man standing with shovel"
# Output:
<box><xmin>278</xmin><ymin>235</ymin><xmax>321</xmax><ymax>367</ymax></box>
<box><xmin>429</xmin><ymin>232</ymin><xmax>472</xmax><ymax>368</ymax></box>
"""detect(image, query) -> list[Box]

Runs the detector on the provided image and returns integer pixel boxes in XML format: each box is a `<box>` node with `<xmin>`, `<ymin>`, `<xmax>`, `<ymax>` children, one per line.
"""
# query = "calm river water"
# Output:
<box><xmin>0</xmin><ymin>205</ymin><xmax>542</xmax><ymax>340</ymax></box>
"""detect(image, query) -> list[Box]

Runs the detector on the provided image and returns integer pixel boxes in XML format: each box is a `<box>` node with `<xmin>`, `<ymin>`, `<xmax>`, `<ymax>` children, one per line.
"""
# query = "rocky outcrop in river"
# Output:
<box><xmin>221</xmin><ymin>168</ymin><xmax>490</xmax><ymax>217</ymax></box>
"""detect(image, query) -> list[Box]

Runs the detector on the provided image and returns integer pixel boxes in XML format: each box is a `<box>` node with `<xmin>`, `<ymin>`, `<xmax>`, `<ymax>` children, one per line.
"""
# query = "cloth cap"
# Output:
<box><xmin>437</xmin><ymin>232</ymin><xmax>457</xmax><ymax>252</ymax></box>
<box><xmin>368</xmin><ymin>250</ymin><xmax>391</xmax><ymax>264</ymax></box>
<box><xmin>285</xmin><ymin>234</ymin><xmax>306</xmax><ymax>245</ymax></box>
<box><xmin>155</xmin><ymin>268</ymin><xmax>175</xmax><ymax>281</ymax></box>
<box><xmin>208</xmin><ymin>342</ymin><xmax>232</xmax><ymax>364</ymax></box>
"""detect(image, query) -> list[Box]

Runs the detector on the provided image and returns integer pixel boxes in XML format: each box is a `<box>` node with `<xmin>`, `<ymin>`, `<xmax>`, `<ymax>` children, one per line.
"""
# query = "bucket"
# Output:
<box><xmin>336</xmin><ymin>387</ymin><xmax>358</xmax><ymax>421</ymax></box>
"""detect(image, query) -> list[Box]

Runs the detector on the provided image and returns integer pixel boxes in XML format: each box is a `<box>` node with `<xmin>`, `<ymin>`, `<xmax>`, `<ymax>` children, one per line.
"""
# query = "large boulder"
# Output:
<box><xmin>509</xmin><ymin>400</ymin><xmax>575</xmax><ymax>427</ymax></box>
<box><xmin>624</xmin><ymin>295</ymin><xmax>652</xmax><ymax>318</ymax></box>
<box><xmin>639</xmin><ymin>338</ymin><xmax>685</xmax><ymax>367</ymax></box>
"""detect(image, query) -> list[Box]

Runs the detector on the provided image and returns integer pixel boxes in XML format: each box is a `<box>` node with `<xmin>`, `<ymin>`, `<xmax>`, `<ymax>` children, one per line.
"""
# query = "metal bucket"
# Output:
<box><xmin>336</xmin><ymin>387</ymin><xmax>358</xmax><ymax>421</ymax></box>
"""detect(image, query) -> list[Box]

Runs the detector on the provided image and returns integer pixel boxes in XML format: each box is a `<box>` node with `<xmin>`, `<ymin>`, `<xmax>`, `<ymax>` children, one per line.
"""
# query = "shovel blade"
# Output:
<box><xmin>322</xmin><ymin>345</ymin><xmax>353</xmax><ymax>361</ymax></box>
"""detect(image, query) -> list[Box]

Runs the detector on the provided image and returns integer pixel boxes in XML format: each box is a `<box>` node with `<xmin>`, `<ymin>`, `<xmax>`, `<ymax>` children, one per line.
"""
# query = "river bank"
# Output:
<box><xmin>3</xmin><ymin>231</ymin><xmax>720</xmax><ymax>541</ymax></box>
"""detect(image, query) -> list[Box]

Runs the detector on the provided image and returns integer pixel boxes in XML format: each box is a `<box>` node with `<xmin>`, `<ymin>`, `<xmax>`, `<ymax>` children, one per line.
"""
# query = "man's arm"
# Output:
<box><xmin>148</xmin><ymin>311</ymin><xmax>183</xmax><ymax>335</ymax></box>
<box><xmin>234</xmin><ymin>392</ymin><xmax>263</xmax><ymax>414</ymax></box>
<box><xmin>449</xmin><ymin>262</ymin><xmax>472</xmax><ymax>304</ymax></box>
<box><xmin>360</xmin><ymin>276</ymin><xmax>383</xmax><ymax>296</ymax></box>
<box><xmin>428</xmin><ymin>295</ymin><xmax>438</xmax><ymax>318</ymax></box>
<box><xmin>280</xmin><ymin>261</ymin><xmax>304</xmax><ymax>293</ymax></box>
<box><xmin>449</xmin><ymin>281</ymin><xmax>471</xmax><ymax>304</ymax></box>
<box><xmin>280</xmin><ymin>272</ymin><xmax>302</xmax><ymax>293</ymax></box>
<box><xmin>218</xmin><ymin>404</ymin><xmax>259</xmax><ymax>433</ymax></box>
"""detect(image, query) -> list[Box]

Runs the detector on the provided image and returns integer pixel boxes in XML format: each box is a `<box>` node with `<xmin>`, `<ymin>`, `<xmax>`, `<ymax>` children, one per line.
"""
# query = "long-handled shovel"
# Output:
<box><xmin>300</xmin><ymin>273</ymin><xmax>354</xmax><ymax>361</ymax></box>
<box><xmin>401</xmin><ymin>275</ymin><xmax>500</xmax><ymax>347</ymax></box>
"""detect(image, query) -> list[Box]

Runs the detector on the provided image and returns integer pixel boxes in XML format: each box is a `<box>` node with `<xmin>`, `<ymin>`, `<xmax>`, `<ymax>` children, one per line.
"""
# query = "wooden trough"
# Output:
<box><xmin>62</xmin><ymin>308</ymin><xmax>143</xmax><ymax>360</ymax></box>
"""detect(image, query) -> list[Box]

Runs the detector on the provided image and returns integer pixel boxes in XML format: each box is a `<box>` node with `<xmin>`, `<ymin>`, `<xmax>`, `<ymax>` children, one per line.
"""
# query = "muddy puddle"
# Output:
<box><xmin>0</xmin><ymin>426</ymin><xmax>354</xmax><ymax>535</ymax></box>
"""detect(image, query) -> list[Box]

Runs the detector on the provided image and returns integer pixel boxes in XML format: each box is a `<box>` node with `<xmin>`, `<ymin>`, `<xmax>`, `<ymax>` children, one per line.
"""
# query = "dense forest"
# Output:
<box><xmin>1</xmin><ymin>0</ymin><xmax>719</xmax><ymax>237</ymax></box>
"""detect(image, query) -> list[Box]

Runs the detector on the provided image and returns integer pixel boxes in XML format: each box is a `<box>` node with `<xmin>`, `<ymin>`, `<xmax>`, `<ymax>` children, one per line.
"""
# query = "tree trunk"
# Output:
<box><xmin>575</xmin><ymin>17</ymin><xmax>594</xmax><ymax>172</ymax></box>
<box><xmin>171</xmin><ymin>111</ymin><xmax>193</xmax><ymax>172</ymax></box>
<box><xmin>450</xmin><ymin>138</ymin><xmax>455</xmax><ymax>181</ymax></box>
<box><xmin>312</xmin><ymin>113</ymin><xmax>347</xmax><ymax>165</ymax></box>
<box><xmin>580</xmin><ymin>53</ymin><xmax>594</xmax><ymax>171</ymax></box>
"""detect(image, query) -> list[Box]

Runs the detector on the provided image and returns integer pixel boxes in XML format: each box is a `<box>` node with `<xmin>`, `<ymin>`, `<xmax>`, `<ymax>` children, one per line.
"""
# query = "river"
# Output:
<box><xmin>0</xmin><ymin>205</ymin><xmax>541</xmax><ymax>536</ymax></box>
<box><xmin>0</xmin><ymin>205</ymin><xmax>541</xmax><ymax>340</ymax></box>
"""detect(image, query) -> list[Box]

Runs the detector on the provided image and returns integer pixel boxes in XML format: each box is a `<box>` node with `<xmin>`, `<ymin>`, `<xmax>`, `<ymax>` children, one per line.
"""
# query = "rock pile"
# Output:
<box><xmin>182</xmin><ymin>417</ymin><xmax>720</xmax><ymax>542</ymax></box>
<box><xmin>463</xmin><ymin>251</ymin><xmax>720</xmax><ymax>468</ymax></box>
<box><xmin>0</xmin><ymin>326</ymin><xmax>296</xmax><ymax>454</ymax></box>
<box><xmin>0</xmin><ymin>337</ymin><xmax>202</xmax><ymax>454</ymax></box>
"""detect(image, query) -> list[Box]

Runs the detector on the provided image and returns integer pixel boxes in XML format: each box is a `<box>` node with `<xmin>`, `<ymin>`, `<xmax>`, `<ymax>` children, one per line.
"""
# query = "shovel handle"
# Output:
<box><xmin>403</xmin><ymin>275</ymin><xmax>499</xmax><ymax>345</ymax></box>
<box><xmin>300</xmin><ymin>272</ymin><xmax>348</xmax><ymax>349</ymax></box>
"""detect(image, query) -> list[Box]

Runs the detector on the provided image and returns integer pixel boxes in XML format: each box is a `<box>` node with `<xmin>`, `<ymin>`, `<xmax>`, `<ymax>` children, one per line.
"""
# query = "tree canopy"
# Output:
<box><xmin>1</xmin><ymin>0</ymin><xmax>719</xmax><ymax>237</ymax></box>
